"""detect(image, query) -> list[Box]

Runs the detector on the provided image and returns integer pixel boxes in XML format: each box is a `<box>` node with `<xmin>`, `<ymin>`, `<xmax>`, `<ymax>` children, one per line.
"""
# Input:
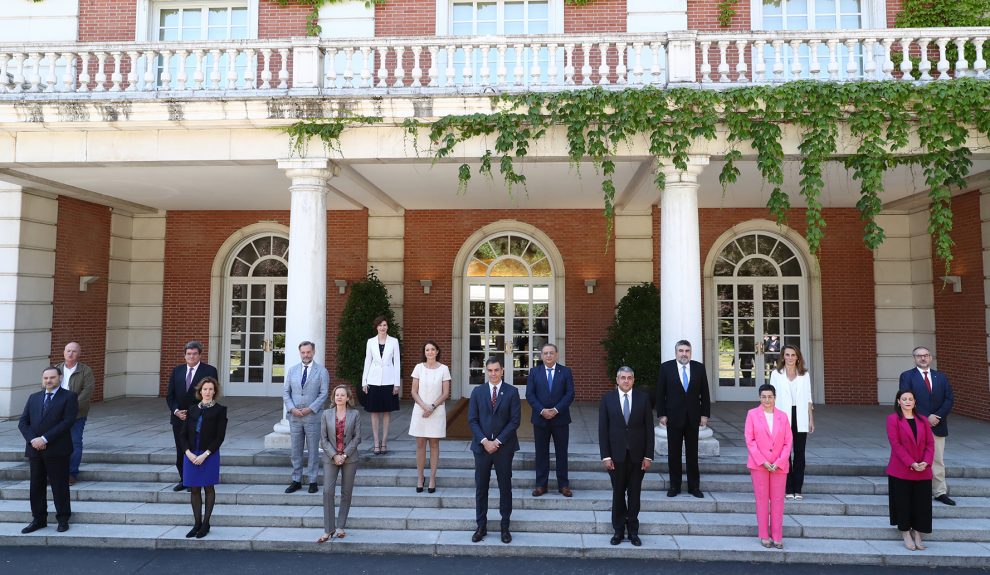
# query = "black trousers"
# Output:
<box><xmin>29</xmin><ymin>454</ymin><xmax>71</xmax><ymax>523</ymax></box>
<box><xmin>667</xmin><ymin>421</ymin><xmax>700</xmax><ymax>491</ymax></box>
<box><xmin>533</xmin><ymin>423</ymin><xmax>570</xmax><ymax>488</ymax></box>
<box><xmin>474</xmin><ymin>448</ymin><xmax>514</xmax><ymax>530</ymax></box>
<box><xmin>609</xmin><ymin>453</ymin><xmax>645</xmax><ymax>535</ymax></box>
<box><xmin>787</xmin><ymin>423</ymin><xmax>808</xmax><ymax>495</ymax></box>
<box><xmin>172</xmin><ymin>421</ymin><xmax>185</xmax><ymax>482</ymax></box>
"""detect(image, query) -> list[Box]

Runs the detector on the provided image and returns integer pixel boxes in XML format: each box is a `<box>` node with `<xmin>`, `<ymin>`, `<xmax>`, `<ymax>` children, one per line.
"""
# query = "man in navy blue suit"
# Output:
<box><xmin>899</xmin><ymin>346</ymin><xmax>956</xmax><ymax>505</ymax></box>
<box><xmin>18</xmin><ymin>366</ymin><xmax>79</xmax><ymax>534</ymax></box>
<box><xmin>468</xmin><ymin>356</ymin><xmax>520</xmax><ymax>544</ymax></box>
<box><xmin>525</xmin><ymin>343</ymin><xmax>575</xmax><ymax>497</ymax></box>
<box><xmin>165</xmin><ymin>341</ymin><xmax>218</xmax><ymax>491</ymax></box>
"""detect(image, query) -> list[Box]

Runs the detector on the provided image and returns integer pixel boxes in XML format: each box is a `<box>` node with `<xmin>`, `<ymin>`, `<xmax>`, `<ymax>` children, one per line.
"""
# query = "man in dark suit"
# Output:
<box><xmin>166</xmin><ymin>341</ymin><xmax>218</xmax><ymax>491</ymax></box>
<box><xmin>657</xmin><ymin>339</ymin><xmax>711</xmax><ymax>498</ymax></box>
<box><xmin>468</xmin><ymin>356</ymin><xmax>520</xmax><ymax>544</ymax></box>
<box><xmin>899</xmin><ymin>346</ymin><xmax>956</xmax><ymax>505</ymax></box>
<box><xmin>18</xmin><ymin>366</ymin><xmax>79</xmax><ymax>534</ymax></box>
<box><xmin>525</xmin><ymin>343</ymin><xmax>575</xmax><ymax>497</ymax></box>
<box><xmin>599</xmin><ymin>366</ymin><xmax>654</xmax><ymax>546</ymax></box>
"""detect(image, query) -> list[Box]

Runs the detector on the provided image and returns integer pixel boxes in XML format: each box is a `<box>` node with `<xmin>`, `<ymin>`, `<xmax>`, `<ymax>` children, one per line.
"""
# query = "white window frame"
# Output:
<box><xmin>750</xmin><ymin>0</ymin><xmax>886</xmax><ymax>31</ymax></box>
<box><xmin>136</xmin><ymin>0</ymin><xmax>259</xmax><ymax>41</ymax></box>
<box><xmin>436</xmin><ymin>0</ymin><xmax>563</xmax><ymax>36</ymax></box>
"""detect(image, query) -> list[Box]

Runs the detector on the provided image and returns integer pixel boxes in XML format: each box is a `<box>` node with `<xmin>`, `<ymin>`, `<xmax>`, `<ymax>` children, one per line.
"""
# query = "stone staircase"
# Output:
<box><xmin>1</xmin><ymin>448</ymin><xmax>989</xmax><ymax>565</ymax></box>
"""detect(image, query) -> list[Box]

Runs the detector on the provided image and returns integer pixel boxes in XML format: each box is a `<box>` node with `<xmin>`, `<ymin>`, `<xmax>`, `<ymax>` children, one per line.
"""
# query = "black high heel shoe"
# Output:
<box><xmin>428</xmin><ymin>478</ymin><xmax>437</xmax><ymax>494</ymax></box>
<box><xmin>186</xmin><ymin>524</ymin><xmax>201</xmax><ymax>538</ymax></box>
<box><xmin>416</xmin><ymin>476</ymin><xmax>425</xmax><ymax>493</ymax></box>
<box><xmin>195</xmin><ymin>523</ymin><xmax>210</xmax><ymax>538</ymax></box>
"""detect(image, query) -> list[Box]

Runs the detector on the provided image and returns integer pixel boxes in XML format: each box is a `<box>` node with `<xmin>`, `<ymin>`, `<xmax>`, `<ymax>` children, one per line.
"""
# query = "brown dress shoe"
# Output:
<box><xmin>531</xmin><ymin>486</ymin><xmax>547</xmax><ymax>497</ymax></box>
<box><xmin>68</xmin><ymin>477</ymin><xmax>77</xmax><ymax>486</ymax></box>
<box><xmin>558</xmin><ymin>486</ymin><xmax>573</xmax><ymax>497</ymax></box>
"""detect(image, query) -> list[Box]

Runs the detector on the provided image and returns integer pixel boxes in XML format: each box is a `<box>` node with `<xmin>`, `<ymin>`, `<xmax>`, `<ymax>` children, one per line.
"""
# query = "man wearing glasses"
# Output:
<box><xmin>899</xmin><ymin>346</ymin><xmax>955</xmax><ymax>505</ymax></box>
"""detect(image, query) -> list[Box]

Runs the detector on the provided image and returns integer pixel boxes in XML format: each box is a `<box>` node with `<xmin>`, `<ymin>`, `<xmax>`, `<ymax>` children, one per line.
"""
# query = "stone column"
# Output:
<box><xmin>266</xmin><ymin>159</ymin><xmax>333</xmax><ymax>448</ymax></box>
<box><xmin>659</xmin><ymin>156</ymin><xmax>709</xmax><ymax>361</ymax></box>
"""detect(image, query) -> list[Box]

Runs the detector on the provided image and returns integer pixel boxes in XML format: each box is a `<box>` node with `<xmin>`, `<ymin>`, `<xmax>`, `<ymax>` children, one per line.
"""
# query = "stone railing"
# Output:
<box><xmin>0</xmin><ymin>28</ymin><xmax>986</xmax><ymax>99</ymax></box>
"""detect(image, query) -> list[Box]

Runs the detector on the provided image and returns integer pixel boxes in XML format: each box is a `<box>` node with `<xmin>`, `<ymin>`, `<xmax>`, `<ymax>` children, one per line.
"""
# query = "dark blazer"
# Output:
<box><xmin>886</xmin><ymin>413</ymin><xmax>935</xmax><ymax>481</ymax></box>
<box><xmin>656</xmin><ymin>359</ymin><xmax>711</xmax><ymax>427</ymax></box>
<box><xmin>525</xmin><ymin>362</ymin><xmax>575</xmax><ymax>427</ymax></box>
<box><xmin>166</xmin><ymin>363</ymin><xmax>218</xmax><ymax>425</ymax></box>
<box><xmin>599</xmin><ymin>388</ymin><xmax>655</xmax><ymax>463</ymax></box>
<box><xmin>898</xmin><ymin>368</ymin><xmax>953</xmax><ymax>437</ymax></box>
<box><xmin>179</xmin><ymin>403</ymin><xmax>228</xmax><ymax>454</ymax></box>
<box><xmin>19</xmin><ymin>388</ymin><xmax>79</xmax><ymax>458</ymax></box>
<box><xmin>468</xmin><ymin>382</ymin><xmax>521</xmax><ymax>454</ymax></box>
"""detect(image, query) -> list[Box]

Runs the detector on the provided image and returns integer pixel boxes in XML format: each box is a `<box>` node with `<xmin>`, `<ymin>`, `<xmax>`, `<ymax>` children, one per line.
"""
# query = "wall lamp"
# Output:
<box><xmin>419</xmin><ymin>279</ymin><xmax>433</xmax><ymax>294</ymax></box>
<box><xmin>941</xmin><ymin>275</ymin><xmax>962</xmax><ymax>293</ymax></box>
<box><xmin>79</xmin><ymin>276</ymin><xmax>100</xmax><ymax>292</ymax></box>
<box><xmin>584</xmin><ymin>279</ymin><xmax>598</xmax><ymax>294</ymax></box>
<box><xmin>334</xmin><ymin>279</ymin><xmax>348</xmax><ymax>294</ymax></box>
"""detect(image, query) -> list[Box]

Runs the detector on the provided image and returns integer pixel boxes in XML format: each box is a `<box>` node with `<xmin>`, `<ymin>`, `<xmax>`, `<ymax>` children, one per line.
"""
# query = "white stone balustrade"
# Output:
<box><xmin>0</xmin><ymin>27</ymin><xmax>987</xmax><ymax>98</ymax></box>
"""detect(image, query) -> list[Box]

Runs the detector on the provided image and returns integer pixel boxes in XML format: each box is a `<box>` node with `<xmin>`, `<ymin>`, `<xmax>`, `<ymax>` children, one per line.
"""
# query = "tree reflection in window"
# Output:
<box><xmin>714</xmin><ymin>233</ymin><xmax>802</xmax><ymax>277</ymax></box>
<box><xmin>229</xmin><ymin>235</ymin><xmax>289</xmax><ymax>277</ymax></box>
<box><xmin>467</xmin><ymin>233</ymin><xmax>551</xmax><ymax>278</ymax></box>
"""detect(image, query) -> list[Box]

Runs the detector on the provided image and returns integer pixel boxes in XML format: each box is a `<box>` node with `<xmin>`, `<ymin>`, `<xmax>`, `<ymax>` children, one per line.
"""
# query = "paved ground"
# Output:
<box><xmin>2</xmin><ymin>395</ymin><xmax>989</xmax><ymax>469</ymax></box>
<box><xmin>5</xmin><ymin>547</ymin><xmax>990</xmax><ymax>575</ymax></box>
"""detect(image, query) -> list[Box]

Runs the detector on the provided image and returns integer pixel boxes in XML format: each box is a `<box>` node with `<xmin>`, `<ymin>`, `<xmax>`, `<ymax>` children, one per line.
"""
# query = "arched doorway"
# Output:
<box><xmin>707</xmin><ymin>230</ymin><xmax>811</xmax><ymax>401</ymax></box>
<box><xmin>461</xmin><ymin>231</ymin><xmax>557</xmax><ymax>392</ymax></box>
<box><xmin>222</xmin><ymin>233</ymin><xmax>289</xmax><ymax>396</ymax></box>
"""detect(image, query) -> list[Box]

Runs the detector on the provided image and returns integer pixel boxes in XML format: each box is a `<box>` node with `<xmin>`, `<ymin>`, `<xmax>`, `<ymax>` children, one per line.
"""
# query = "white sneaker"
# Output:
<box><xmin>785</xmin><ymin>494</ymin><xmax>796</xmax><ymax>500</ymax></box>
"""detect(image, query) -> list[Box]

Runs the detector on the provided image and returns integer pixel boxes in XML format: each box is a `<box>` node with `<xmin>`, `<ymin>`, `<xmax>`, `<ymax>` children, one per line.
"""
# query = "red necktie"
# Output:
<box><xmin>491</xmin><ymin>385</ymin><xmax>498</xmax><ymax>410</ymax></box>
<box><xmin>923</xmin><ymin>371</ymin><xmax>932</xmax><ymax>393</ymax></box>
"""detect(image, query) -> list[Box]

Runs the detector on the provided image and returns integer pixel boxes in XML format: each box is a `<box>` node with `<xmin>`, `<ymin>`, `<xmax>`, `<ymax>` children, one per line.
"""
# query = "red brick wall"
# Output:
<box><xmin>50</xmin><ymin>197</ymin><xmax>111</xmax><ymax>404</ymax></box>
<box><xmin>158</xmin><ymin>210</ymin><xmax>367</xmax><ymax>396</ymax></box>
<box><xmin>78</xmin><ymin>0</ymin><xmax>137</xmax><ymax>42</ymax></box>
<box><xmin>887</xmin><ymin>0</ymin><xmax>904</xmax><ymax>28</ymax></box>
<box><xmin>564</xmin><ymin>0</ymin><xmax>626</xmax><ymax>33</ymax></box>
<box><xmin>655</xmin><ymin>207</ymin><xmax>878</xmax><ymax>405</ymax></box>
<box><xmin>259</xmin><ymin>0</ymin><xmax>310</xmax><ymax>38</ymax></box>
<box><xmin>688</xmin><ymin>0</ymin><xmax>751</xmax><ymax>31</ymax></box>
<box><xmin>376</xmin><ymin>0</ymin><xmax>436</xmax><ymax>36</ymax></box>
<box><xmin>932</xmin><ymin>190</ymin><xmax>990</xmax><ymax>421</ymax></box>
<box><xmin>403</xmin><ymin>210</ymin><xmax>615</xmax><ymax>401</ymax></box>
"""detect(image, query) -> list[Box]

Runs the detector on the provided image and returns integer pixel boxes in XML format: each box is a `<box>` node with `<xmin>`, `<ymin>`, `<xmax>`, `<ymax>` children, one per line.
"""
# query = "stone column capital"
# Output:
<box><xmin>277</xmin><ymin>158</ymin><xmax>339</xmax><ymax>183</ymax></box>
<box><xmin>658</xmin><ymin>156</ymin><xmax>710</xmax><ymax>185</ymax></box>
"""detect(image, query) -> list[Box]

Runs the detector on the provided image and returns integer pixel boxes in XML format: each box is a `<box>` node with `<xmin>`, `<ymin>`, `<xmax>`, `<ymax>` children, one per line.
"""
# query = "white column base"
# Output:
<box><xmin>654</xmin><ymin>424</ymin><xmax>720</xmax><ymax>458</ymax></box>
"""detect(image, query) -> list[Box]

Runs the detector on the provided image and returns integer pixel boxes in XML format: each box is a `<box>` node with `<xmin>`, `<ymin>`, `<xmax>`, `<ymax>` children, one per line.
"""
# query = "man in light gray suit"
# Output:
<box><xmin>283</xmin><ymin>340</ymin><xmax>330</xmax><ymax>494</ymax></box>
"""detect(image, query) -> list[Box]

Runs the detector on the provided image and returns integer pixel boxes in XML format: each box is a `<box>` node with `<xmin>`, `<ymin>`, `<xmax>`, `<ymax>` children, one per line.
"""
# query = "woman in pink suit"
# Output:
<box><xmin>745</xmin><ymin>383</ymin><xmax>793</xmax><ymax>549</ymax></box>
<box><xmin>886</xmin><ymin>389</ymin><xmax>934</xmax><ymax>551</ymax></box>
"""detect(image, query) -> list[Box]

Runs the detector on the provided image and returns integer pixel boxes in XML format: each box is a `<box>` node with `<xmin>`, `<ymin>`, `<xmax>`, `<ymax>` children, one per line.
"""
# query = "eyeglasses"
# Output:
<box><xmin>913</xmin><ymin>353</ymin><xmax>931</xmax><ymax>358</ymax></box>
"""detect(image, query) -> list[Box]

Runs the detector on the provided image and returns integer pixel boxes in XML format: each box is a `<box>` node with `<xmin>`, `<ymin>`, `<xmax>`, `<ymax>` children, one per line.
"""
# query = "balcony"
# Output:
<box><xmin>0</xmin><ymin>27</ymin><xmax>987</xmax><ymax>100</ymax></box>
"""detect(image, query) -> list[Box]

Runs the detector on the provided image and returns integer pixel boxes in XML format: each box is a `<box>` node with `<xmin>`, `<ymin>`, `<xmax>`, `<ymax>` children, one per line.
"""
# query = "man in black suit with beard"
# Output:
<box><xmin>19</xmin><ymin>366</ymin><xmax>79</xmax><ymax>534</ymax></box>
<box><xmin>599</xmin><ymin>366</ymin><xmax>654</xmax><ymax>546</ymax></box>
<box><xmin>657</xmin><ymin>339</ymin><xmax>711</xmax><ymax>498</ymax></box>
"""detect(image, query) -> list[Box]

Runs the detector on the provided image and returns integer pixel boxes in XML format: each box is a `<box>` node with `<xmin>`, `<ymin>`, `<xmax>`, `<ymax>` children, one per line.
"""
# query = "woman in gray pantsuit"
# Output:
<box><xmin>318</xmin><ymin>384</ymin><xmax>361</xmax><ymax>543</ymax></box>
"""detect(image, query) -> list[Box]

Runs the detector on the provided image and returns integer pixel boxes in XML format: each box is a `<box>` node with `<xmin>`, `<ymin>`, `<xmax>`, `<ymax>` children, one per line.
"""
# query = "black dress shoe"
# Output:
<box><xmin>186</xmin><ymin>524</ymin><xmax>201</xmax><ymax>538</ymax></box>
<box><xmin>629</xmin><ymin>533</ymin><xmax>642</xmax><ymax>546</ymax></box>
<box><xmin>666</xmin><ymin>488</ymin><xmax>680</xmax><ymax>497</ymax></box>
<box><xmin>285</xmin><ymin>481</ymin><xmax>302</xmax><ymax>494</ymax></box>
<box><xmin>689</xmin><ymin>489</ymin><xmax>704</xmax><ymax>499</ymax></box>
<box><xmin>416</xmin><ymin>485</ymin><xmax>424</xmax><ymax>493</ymax></box>
<box><xmin>56</xmin><ymin>522</ymin><xmax>69</xmax><ymax>533</ymax></box>
<box><xmin>610</xmin><ymin>532</ymin><xmax>624</xmax><ymax>545</ymax></box>
<box><xmin>935</xmin><ymin>494</ymin><xmax>956</xmax><ymax>506</ymax></box>
<box><xmin>195</xmin><ymin>523</ymin><xmax>210</xmax><ymax>538</ymax></box>
<box><xmin>471</xmin><ymin>528</ymin><xmax>486</xmax><ymax>542</ymax></box>
<box><xmin>501</xmin><ymin>529</ymin><xmax>512</xmax><ymax>544</ymax></box>
<box><xmin>173</xmin><ymin>483</ymin><xmax>186</xmax><ymax>492</ymax></box>
<box><xmin>21</xmin><ymin>520</ymin><xmax>46</xmax><ymax>534</ymax></box>
<box><xmin>308</xmin><ymin>482</ymin><xmax>319</xmax><ymax>494</ymax></box>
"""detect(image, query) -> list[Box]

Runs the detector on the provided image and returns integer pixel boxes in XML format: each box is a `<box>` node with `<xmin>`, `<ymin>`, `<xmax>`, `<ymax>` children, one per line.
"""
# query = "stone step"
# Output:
<box><xmin>2</xmin><ymin>499</ymin><xmax>989</xmax><ymax>542</ymax></box>
<box><xmin>2</xmin><ymin>480</ymin><xmax>988</xmax><ymax>518</ymax></box>
<box><xmin>1</xmin><ymin>522</ymin><xmax>988</xmax><ymax>567</ymax></box>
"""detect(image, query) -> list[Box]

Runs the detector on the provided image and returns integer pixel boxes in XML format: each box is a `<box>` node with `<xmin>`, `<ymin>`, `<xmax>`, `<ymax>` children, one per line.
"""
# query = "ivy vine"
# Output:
<box><xmin>717</xmin><ymin>0</ymin><xmax>740</xmax><ymax>28</ymax></box>
<box><xmin>286</xmin><ymin>81</ymin><xmax>990</xmax><ymax>272</ymax></box>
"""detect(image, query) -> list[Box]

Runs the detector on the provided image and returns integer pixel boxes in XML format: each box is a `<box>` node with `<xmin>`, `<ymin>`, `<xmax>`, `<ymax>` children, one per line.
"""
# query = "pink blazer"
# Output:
<box><xmin>745</xmin><ymin>407</ymin><xmax>793</xmax><ymax>471</ymax></box>
<box><xmin>885</xmin><ymin>413</ymin><xmax>934</xmax><ymax>481</ymax></box>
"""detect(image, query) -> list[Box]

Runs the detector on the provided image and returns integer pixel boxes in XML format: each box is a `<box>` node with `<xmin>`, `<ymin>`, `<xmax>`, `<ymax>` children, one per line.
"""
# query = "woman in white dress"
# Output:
<box><xmin>362</xmin><ymin>315</ymin><xmax>401</xmax><ymax>455</ymax></box>
<box><xmin>408</xmin><ymin>340</ymin><xmax>451</xmax><ymax>493</ymax></box>
<box><xmin>769</xmin><ymin>344</ymin><xmax>815</xmax><ymax>499</ymax></box>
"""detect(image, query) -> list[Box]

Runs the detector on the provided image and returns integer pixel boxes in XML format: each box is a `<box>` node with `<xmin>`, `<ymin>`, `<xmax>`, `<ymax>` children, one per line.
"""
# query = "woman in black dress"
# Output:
<box><xmin>181</xmin><ymin>376</ymin><xmax>227</xmax><ymax>538</ymax></box>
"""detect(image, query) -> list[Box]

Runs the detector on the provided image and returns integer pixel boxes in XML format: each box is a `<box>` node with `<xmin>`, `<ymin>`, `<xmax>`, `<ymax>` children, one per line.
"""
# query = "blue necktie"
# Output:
<box><xmin>42</xmin><ymin>392</ymin><xmax>53</xmax><ymax>417</ymax></box>
<box><xmin>681</xmin><ymin>365</ymin><xmax>689</xmax><ymax>392</ymax></box>
<box><xmin>546</xmin><ymin>368</ymin><xmax>553</xmax><ymax>393</ymax></box>
<box><xmin>301</xmin><ymin>364</ymin><xmax>309</xmax><ymax>389</ymax></box>
<box><xmin>622</xmin><ymin>392</ymin><xmax>630</xmax><ymax>424</ymax></box>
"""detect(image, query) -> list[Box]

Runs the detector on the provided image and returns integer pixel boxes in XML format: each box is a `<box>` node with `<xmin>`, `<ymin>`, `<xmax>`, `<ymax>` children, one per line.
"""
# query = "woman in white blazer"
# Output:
<box><xmin>769</xmin><ymin>344</ymin><xmax>815</xmax><ymax>499</ymax></box>
<box><xmin>362</xmin><ymin>315</ymin><xmax>401</xmax><ymax>455</ymax></box>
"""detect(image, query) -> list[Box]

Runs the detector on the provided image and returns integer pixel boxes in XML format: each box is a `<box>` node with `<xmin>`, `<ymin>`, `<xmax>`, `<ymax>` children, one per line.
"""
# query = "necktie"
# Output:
<box><xmin>491</xmin><ymin>385</ymin><xmax>498</xmax><ymax>410</ymax></box>
<box><xmin>622</xmin><ymin>392</ymin><xmax>630</xmax><ymax>424</ymax></box>
<box><xmin>185</xmin><ymin>367</ymin><xmax>193</xmax><ymax>391</ymax></box>
<box><xmin>547</xmin><ymin>368</ymin><xmax>554</xmax><ymax>392</ymax></box>
<box><xmin>301</xmin><ymin>365</ymin><xmax>309</xmax><ymax>389</ymax></box>
<box><xmin>42</xmin><ymin>392</ymin><xmax>53</xmax><ymax>417</ymax></box>
<box><xmin>681</xmin><ymin>365</ymin><xmax>690</xmax><ymax>392</ymax></box>
<box><xmin>923</xmin><ymin>371</ymin><xmax>931</xmax><ymax>393</ymax></box>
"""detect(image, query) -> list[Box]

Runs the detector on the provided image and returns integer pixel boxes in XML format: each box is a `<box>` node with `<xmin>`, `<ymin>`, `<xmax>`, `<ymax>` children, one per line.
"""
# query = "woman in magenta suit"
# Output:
<box><xmin>745</xmin><ymin>383</ymin><xmax>793</xmax><ymax>549</ymax></box>
<box><xmin>887</xmin><ymin>389</ymin><xmax>934</xmax><ymax>550</ymax></box>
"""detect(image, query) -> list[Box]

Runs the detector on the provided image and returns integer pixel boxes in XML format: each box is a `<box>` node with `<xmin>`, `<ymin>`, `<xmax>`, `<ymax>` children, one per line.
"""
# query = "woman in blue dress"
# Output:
<box><xmin>181</xmin><ymin>376</ymin><xmax>227</xmax><ymax>538</ymax></box>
